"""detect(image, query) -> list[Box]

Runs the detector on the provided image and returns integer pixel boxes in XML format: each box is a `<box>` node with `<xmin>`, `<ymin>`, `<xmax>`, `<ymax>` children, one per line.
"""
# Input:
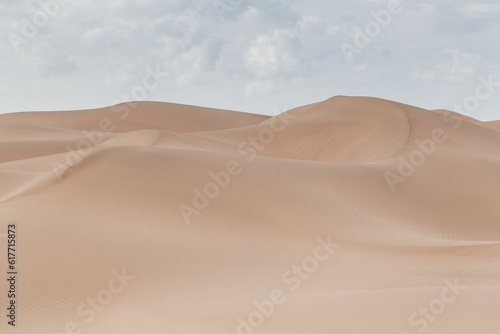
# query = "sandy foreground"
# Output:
<box><xmin>0</xmin><ymin>96</ymin><xmax>499</xmax><ymax>333</ymax></box>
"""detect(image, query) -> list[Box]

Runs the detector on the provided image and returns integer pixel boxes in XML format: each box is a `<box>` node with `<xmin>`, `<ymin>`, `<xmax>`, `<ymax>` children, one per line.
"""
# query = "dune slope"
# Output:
<box><xmin>0</xmin><ymin>96</ymin><xmax>499</xmax><ymax>334</ymax></box>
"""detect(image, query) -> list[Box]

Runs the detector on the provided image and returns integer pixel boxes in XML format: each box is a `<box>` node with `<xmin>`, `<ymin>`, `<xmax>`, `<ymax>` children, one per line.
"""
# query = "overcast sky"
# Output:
<box><xmin>1</xmin><ymin>0</ymin><xmax>500</xmax><ymax>120</ymax></box>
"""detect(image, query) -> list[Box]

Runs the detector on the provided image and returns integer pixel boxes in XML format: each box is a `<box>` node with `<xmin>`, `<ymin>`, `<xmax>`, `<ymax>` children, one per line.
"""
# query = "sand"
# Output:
<box><xmin>0</xmin><ymin>96</ymin><xmax>499</xmax><ymax>333</ymax></box>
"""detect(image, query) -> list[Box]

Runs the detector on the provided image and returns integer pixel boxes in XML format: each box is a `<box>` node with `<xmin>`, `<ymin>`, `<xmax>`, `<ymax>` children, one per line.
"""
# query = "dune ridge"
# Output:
<box><xmin>0</xmin><ymin>96</ymin><xmax>499</xmax><ymax>333</ymax></box>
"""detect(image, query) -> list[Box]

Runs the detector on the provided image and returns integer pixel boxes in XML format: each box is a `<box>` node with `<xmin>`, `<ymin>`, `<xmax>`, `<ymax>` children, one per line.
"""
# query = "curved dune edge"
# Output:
<box><xmin>0</xmin><ymin>96</ymin><xmax>499</xmax><ymax>333</ymax></box>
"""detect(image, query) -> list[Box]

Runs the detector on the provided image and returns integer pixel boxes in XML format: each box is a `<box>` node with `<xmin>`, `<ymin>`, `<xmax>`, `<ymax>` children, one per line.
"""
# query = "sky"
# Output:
<box><xmin>1</xmin><ymin>0</ymin><xmax>500</xmax><ymax>120</ymax></box>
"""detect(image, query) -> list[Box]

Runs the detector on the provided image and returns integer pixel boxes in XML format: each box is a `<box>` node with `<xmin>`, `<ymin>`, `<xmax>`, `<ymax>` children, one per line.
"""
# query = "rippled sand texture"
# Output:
<box><xmin>1</xmin><ymin>96</ymin><xmax>499</xmax><ymax>333</ymax></box>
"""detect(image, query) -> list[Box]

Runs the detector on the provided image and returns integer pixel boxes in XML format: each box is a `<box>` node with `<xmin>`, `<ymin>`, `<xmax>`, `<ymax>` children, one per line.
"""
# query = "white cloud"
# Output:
<box><xmin>461</xmin><ymin>4</ymin><xmax>500</xmax><ymax>18</ymax></box>
<box><xmin>325</xmin><ymin>23</ymin><xmax>342</xmax><ymax>36</ymax></box>
<box><xmin>297</xmin><ymin>16</ymin><xmax>324</xmax><ymax>33</ymax></box>
<box><xmin>417</xmin><ymin>3</ymin><xmax>435</xmax><ymax>13</ymax></box>
<box><xmin>82</xmin><ymin>27</ymin><xmax>105</xmax><ymax>43</ymax></box>
<box><xmin>244</xmin><ymin>30</ymin><xmax>303</xmax><ymax>78</ymax></box>
<box><xmin>412</xmin><ymin>49</ymin><xmax>482</xmax><ymax>84</ymax></box>
<box><xmin>242</xmin><ymin>6</ymin><xmax>259</xmax><ymax>21</ymax></box>
<box><xmin>244</xmin><ymin>80</ymin><xmax>275</xmax><ymax>97</ymax></box>
<box><xmin>411</xmin><ymin>69</ymin><xmax>435</xmax><ymax>83</ymax></box>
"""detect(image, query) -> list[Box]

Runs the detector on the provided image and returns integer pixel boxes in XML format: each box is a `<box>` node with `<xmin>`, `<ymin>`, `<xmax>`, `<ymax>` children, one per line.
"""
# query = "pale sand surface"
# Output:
<box><xmin>0</xmin><ymin>96</ymin><xmax>499</xmax><ymax>333</ymax></box>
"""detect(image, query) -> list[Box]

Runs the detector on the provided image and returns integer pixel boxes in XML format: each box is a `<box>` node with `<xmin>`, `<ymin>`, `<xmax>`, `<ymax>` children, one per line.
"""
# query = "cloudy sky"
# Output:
<box><xmin>1</xmin><ymin>0</ymin><xmax>500</xmax><ymax>120</ymax></box>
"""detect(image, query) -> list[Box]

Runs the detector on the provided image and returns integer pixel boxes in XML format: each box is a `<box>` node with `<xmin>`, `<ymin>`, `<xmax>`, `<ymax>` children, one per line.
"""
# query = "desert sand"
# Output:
<box><xmin>0</xmin><ymin>96</ymin><xmax>499</xmax><ymax>333</ymax></box>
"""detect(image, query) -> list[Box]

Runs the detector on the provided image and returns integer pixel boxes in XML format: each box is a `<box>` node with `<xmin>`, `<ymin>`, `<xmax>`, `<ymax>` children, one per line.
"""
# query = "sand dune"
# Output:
<box><xmin>483</xmin><ymin>120</ymin><xmax>500</xmax><ymax>132</ymax></box>
<box><xmin>0</xmin><ymin>96</ymin><xmax>499</xmax><ymax>333</ymax></box>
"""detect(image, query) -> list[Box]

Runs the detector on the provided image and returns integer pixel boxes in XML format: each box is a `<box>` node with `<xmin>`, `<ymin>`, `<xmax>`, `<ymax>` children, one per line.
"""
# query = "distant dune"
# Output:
<box><xmin>1</xmin><ymin>96</ymin><xmax>499</xmax><ymax>333</ymax></box>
